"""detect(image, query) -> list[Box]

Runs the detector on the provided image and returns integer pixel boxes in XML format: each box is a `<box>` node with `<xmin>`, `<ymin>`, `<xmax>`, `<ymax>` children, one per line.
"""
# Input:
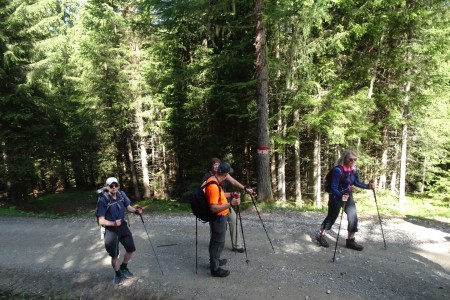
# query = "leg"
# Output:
<box><xmin>344</xmin><ymin>195</ymin><xmax>359</xmax><ymax>235</ymax></box>
<box><xmin>227</xmin><ymin>207</ymin><xmax>242</xmax><ymax>250</ymax></box>
<box><xmin>316</xmin><ymin>196</ymin><xmax>341</xmax><ymax>247</ymax></box>
<box><xmin>123</xmin><ymin>251</ymin><xmax>133</xmax><ymax>264</ymax></box>
<box><xmin>104</xmin><ymin>227</ymin><xmax>124</xmax><ymax>285</ymax></box>
<box><xmin>119</xmin><ymin>225</ymin><xmax>137</xmax><ymax>278</ymax></box>
<box><xmin>104</xmin><ymin>228</ymin><xmax>120</xmax><ymax>270</ymax></box>
<box><xmin>344</xmin><ymin>196</ymin><xmax>363</xmax><ymax>251</ymax></box>
<box><xmin>316</xmin><ymin>195</ymin><xmax>341</xmax><ymax>248</ymax></box>
<box><xmin>209</xmin><ymin>216</ymin><xmax>228</xmax><ymax>277</ymax></box>
<box><xmin>320</xmin><ymin>196</ymin><xmax>342</xmax><ymax>231</ymax></box>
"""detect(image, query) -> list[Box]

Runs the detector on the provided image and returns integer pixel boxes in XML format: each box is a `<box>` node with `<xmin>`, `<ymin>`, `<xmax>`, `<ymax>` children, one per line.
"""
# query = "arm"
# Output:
<box><xmin>330</xmin><ymin>167</ymin><xmax>347</xmax><ymax>197</ymax></box>
<box><xmin>117</xmin><ymin>191</ymin><xmax>142</xmax><ymax>215</ymax></box>
<box><xmin>121</xmin><ymin>191</ymin><xmax>143</xmax><ymax>215</ymax></box>
<box><xmin>98</xmin><ymin>216</ymin><xmax>121</xmax><ymax>227</ymax></box>
<box><xmin>352</xmin><ymin>168</ymin><xmax>374</xmax><ymax>190</ymax></box>
<box><xmin>206</xmin><ymin>181</ymin><xmax>241</xmax><ymax>214</ymax></box>
<box><xmin>225</xmin><ymin>174</ymin><xmax>254</xmax><ymax>194</ymax></box>
<box><xmin>210</xmin><ymin>197</ymin><xmax>241</xmax><ymax>214</ymax></box>
<box><xmin>127</xmin><ymin>205</ymin><xmax>143</xmax><ymax>215</ymax></box>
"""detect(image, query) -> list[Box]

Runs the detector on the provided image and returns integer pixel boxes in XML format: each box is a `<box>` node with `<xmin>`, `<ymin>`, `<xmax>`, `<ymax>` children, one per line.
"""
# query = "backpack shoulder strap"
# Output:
<box><xmin>335</xmin><ymin>165</ymin><xmax>345</xmax><ymax>182</ymax></box>
<box><xmin>201</xmin><ymin>180</ymin><xmax>218</xmax><ymax>189</ymax></box>
<box><xmin>201</xmin><ymin>180</ymin><xmax>222</xmax><ymax>203</ymax></box>
<box><xmin>117</xmin><ymin>190</ymin><xmax>125</xmax><ymax>203</ymax></box>
<box><xmin>102</xmin><ymin>192</ymin><xmax>115</xmax><ymax>211</ymax></box>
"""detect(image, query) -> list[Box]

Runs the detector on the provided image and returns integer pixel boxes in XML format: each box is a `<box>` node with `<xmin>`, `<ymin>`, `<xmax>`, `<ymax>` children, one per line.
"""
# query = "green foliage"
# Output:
<box><xmin>0</xmin><ymin>0</ymin><xmax>449</xmax><ymax>207</ymax></box>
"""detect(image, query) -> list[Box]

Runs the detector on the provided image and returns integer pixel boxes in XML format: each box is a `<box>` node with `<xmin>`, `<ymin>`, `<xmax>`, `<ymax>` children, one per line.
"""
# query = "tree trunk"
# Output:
<box><xmin>136</xmin><ymin>95</ymin><xmax>151</xmax><ymax>199</ymax></box>
<box><xmin>127</xmin><ymin>38</ymin><xmax>151</xmax><ymax>199</ymax></box>
<box><xmin>71</xmin><ymin>152</ymin><xmax>86</xmax><ymax>190</ymax></box>
<box><xmin>421</xmin><ymin>157</ymin><xmax>427</xmax><ymax>194</ymax></box>
<box><xmin>294</xmin><ymin>109</ymin><xmax>302</xmax><ymax>206</ymax></box>
<box><xmin>399</xmin><ymin>122</ymin><xmax>408</xmax><ymax>203</ymax></box>
<box><xmin>277</xmin><ymin>108</ymin><xmax>286</xmax><ymax>202</ymax></box>
<box><xmin>399</xmin><ymin>46</ymin><xmax>412</xmax><ymax>204</ymax></box>
<box><xmin>255</xmin><ymin>0</ymin><xmax>273</xmax><ymax>202</ymax></box>
<box><xmin>390</xmin><ymin>140</ymin><xmax>400</xmax><ymax>195</ymax></box>
<box><xmin>313</xmin><ymin>132</ymin><xmax>322</xmax><ymax>208</ymax></box>
<box><xmin>379</xmin><ymin>129</ymin><xmax>388</xmax><ymax>191</ymax></box>
<box><xmin>126</xmin><ymin>137</ymin><xmax>141</xmax><ymax>199</ymax></box>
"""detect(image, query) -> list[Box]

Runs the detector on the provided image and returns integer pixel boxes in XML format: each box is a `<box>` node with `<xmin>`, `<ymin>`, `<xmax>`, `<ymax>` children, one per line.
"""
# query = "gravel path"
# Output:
<box><xmin>0</xmin><ymin>211</ymin><xmax>449</xmax><ymax>299</ymax></box>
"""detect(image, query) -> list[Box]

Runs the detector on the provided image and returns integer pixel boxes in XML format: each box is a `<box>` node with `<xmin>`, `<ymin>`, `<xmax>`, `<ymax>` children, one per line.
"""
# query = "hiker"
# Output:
<box><xmin>205</xmin><ymin>162</ymin><xmax>241</xmax><ymax>277</ymax></box>
<box><xmin>316</xmin><ymin>150</ymin><xmax>375</xmax><ymax>251</ymax></box>
<box><xmin>202</xmin><ymin>157</ymin><xmax>254</xmax><ymax>253</ymax></box>
<box><xmin>96</xmin><ymin>177</ymin><xmax>143</xmax><ymax>286</ymax></box>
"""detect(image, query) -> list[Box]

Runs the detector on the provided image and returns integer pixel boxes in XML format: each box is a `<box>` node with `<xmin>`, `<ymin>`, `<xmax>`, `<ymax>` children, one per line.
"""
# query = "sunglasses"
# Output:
<box><xmin>109</xmin><ymin>183</ymin><xmax>119</xmax><ymax>188</ymax></box>
<box><xmin>348</xmin><ymin>158</ymin><xmax>357</xmax><ymax>162</ymax></box>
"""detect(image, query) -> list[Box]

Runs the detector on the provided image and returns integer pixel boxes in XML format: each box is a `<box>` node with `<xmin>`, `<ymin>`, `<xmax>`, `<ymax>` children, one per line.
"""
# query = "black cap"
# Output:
<box><xmin>218</xmin><ymin>162</ymin><xmax>234</xmax><ymax>174</ymax></box>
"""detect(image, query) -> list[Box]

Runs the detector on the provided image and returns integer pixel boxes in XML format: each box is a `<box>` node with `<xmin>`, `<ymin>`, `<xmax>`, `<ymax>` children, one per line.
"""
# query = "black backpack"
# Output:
<box><xmin>189</xmin><ymin>180</ymin><xmax>220</xmax><ymax>222</ymax></box>
<box><xmin>323</xmin><ymin>165</ymin><xmax>345</xmax><ymax>193</ymax></box>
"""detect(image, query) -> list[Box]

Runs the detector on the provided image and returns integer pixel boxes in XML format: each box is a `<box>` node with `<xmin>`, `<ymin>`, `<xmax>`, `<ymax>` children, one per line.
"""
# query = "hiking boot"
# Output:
<box><xmin>315</xmin><ymin>232</ymin><xmax>329</xmax><ymax>248</ymax></box>
<box><xmin>113</xmin><ymin>274</ymin><xmax>124</xmax><ymax>286</ymax></box>
<box><xmin>232</xmin><ymin>247</ymin><xmax>245</xmax><ymax>253</ymax></box>
<box><xmin>219</xmin><ymin>259</ymin><xmax>227</xmax><ymax>266</ymax></box>
<box><xmin>211</xmin><ymin>268</ymin><xmax>230</xmax><ymax>278</ymax></box>
<box><xmin>346</xmin><ymin>238</ymin><xmax>364</xmax><ymax>251</ymax></box>
<box><xmin>120</xmin><ymin>267</ymin><xmax>134</xmax><ymax>279</ymax></box>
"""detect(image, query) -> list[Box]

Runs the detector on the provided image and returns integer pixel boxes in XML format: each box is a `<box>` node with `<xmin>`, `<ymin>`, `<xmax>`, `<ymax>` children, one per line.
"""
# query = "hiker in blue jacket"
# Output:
<box><xmin>96</xmin><ymin>177</ymin><xmax>143</xmax><ymax>286</ymax></box>
<box><xmin>316</xmin><ymin>150</ymin><xmax>375</xmax><ymax>251</ymax></box>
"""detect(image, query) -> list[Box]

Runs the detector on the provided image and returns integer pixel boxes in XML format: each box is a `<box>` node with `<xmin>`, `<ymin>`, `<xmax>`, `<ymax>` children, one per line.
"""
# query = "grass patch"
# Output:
<box><xmin>0</xmin><ymin>206</ymin><xmax>40</xmax><ymax>217</ymax></box>
<box><xmin>137</xmin><ymin>198</ymin><xmax>191</xmax><ymax>213</ymax></box>
<box><xmin>0</xmin><ymin>189</ymin><xmax>448</xmax><ymax>223</ymax></box>
<box><xmin>354</xmin><ymin>190</ymin><xmax>450</xmax><ymax>220</ymax></box>
<box><xmin>28</xmin><ymin>190</ymin><xmax>94</xmax><ymax>209</ymax></box>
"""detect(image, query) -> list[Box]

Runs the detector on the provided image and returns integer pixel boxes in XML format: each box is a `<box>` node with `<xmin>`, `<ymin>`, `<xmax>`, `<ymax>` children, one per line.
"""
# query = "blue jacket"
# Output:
<box><xmin>330</xmin><ymin>166</ymin><xmax>369</xmax><ymax>198</ymax></box>
<box><xmin>96</xmin><ymin>191</ymin><xmax>131</xmax><ymax>222</ymax></box>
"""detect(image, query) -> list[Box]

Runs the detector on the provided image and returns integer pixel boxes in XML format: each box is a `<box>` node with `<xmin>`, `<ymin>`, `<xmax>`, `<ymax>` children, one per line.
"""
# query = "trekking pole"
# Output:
<box><xmin>236</xmin><ymin>205</ymin><xmax>250</xmax><ymax>264</ymax></box>
<box><xmin>113</xmin><ymin>225</ymin><xmax>120</xmax><ymax>283</ymax></box>
<box><xmin>332</xmin><ymin>200</ymin><xmax>346</xmax><ymax>262</ymax></box>
<box><xmin>372</xmin><ymin>189</ymin><xmax>387</xmax><ymax>249</ymax></box>
<box><xmin>195</xmin><ymin>218</ymin><xmax>198</xmax><ymax>273</ymax></box>
<box><xmin>235</xmin><ymin>206</ymin><xmax>238</xmax><ymax>255</ymax></box>
<box><xmin>248</xmin><ymin>193</ymin><xmax>276</xmax><ymax>253</ymax></box>
<box><xmin>139</xmin><ymin>214</ymin><xmax>164</xmax><ymax>275</ymax></box>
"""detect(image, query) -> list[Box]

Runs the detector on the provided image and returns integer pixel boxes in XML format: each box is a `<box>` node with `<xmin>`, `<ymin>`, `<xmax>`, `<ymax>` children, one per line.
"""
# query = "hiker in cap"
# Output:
<box><xmin>202</xmin><ymin>158</ymin><xmax>254</xmax><ymax>253</ymax></box>
<box><xmin>204</xmin><ymin>162</ymin><xmax>241</xmax><ymax>277</ymax></box>
<box><xmin>316</xmin><ymin>150</ymin><xmax>375</xmax><ymax>251</ymax></box>
<box><xmin>96</xmin><ymin>177</ymin><xmax>143</xmax><ymax>285</ymax></box>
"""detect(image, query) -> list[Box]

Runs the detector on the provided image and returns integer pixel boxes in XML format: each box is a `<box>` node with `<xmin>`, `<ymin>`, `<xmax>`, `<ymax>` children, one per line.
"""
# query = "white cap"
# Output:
<box><xmin>105</xmin><ymin>177</ymin><xmax>119</xmax><ymax>185</ymax></box>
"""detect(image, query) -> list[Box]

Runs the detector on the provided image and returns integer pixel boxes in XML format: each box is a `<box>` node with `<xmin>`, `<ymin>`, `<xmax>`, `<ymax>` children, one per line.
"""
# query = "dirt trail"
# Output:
<box><xmin>0</xmin><ymin>212</ymin><xmax>449</xmax><ymax>299</ymax></box>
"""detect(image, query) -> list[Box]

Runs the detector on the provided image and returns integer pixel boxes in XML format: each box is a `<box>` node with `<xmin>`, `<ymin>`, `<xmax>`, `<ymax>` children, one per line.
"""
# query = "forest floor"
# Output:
<box><xmin>0</xmin><ymin>197</ymin><xmax>449</xmax><ymax>300</ymax></box>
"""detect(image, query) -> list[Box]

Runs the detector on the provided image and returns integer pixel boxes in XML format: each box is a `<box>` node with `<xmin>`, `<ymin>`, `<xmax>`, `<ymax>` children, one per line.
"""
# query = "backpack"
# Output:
<box><xmin>189</xmin><ymin>180</ymin><xmax>220</xmax><ymax>223</ymax></box>
<box><xmin>323</xmin><ymin>165</ymin><xmax>345</xmax><ymax>193</ymax></box>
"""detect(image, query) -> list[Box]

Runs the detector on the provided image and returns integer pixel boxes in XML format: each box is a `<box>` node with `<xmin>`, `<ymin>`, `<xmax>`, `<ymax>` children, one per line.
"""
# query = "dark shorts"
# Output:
<box><xmin>104</xmin><ymin>223</ymin><xmax>136</xmax><ymax>257</ymax></box>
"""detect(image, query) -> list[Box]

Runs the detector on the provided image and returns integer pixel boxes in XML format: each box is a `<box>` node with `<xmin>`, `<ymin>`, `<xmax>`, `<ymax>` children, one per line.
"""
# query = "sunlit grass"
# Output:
<box><xmin>237</xmin><ymin>190</ymin><xmax>449</xmax><ymax>223</ymax></box>
<box><xmin>137</xmin><ymin>198</ymin><xmax>190</xmax><ymax>213</ymax></box>
<box><xmin>0</xmin><ymin>189</ymin><xmax>448</xmax><ymax>223</ymax></box>
<box><xmin>354</xmin><ymin>190</ymin><xmax>450</xmax><ymax>220</ymax></box>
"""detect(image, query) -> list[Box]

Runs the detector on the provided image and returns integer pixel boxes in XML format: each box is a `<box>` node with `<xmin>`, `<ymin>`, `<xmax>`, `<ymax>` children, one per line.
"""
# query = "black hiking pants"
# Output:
<box><xmin>320</xmin><ymin>194</ymin><xmax>358</xmax><ymax>233</ymax></box>
<box><xmin>209</xmin><ymin>215</ymin><xmax>227</xmax><ymax>272</ymax></box>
